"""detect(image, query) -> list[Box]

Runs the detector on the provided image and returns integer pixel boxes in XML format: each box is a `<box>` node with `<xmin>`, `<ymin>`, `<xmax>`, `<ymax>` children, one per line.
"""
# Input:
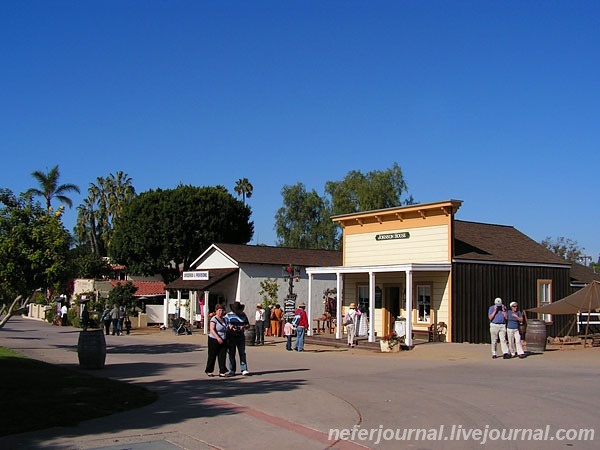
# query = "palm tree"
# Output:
<box><xmin>76</xmin><ymin>171</ymin><xmax>136</xmax><ymax>255</ymax></box>
<box><xmin>234</xmin><ymin>178</ymin><xmax>253</xmax><ymax>205</ymax></box>
<box><xmin>27</xmin><ymin>165</ymin><xmax>80</xmax><ymax>210</ymax></box>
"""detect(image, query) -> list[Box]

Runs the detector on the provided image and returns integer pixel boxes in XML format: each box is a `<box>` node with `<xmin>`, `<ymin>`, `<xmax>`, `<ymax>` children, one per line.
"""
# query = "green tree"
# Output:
<box><xmin>274</xmin><ymin>163</ymin><xmax>414</xmax><ymax>250</ymax></box>
<box><xmin>107</xmin><ymin>281</ymin><xmax>138</xmax><ymax>309</ymax></box>
<box><xmin>325</xmin><ymin>162</ymin><xmax>412</xmax><ymax>216</ymax></box>
<box><xmin>69</xmin><ymin>246</ymin><xmax>111</xmax><ymax>279</ymax></box>
<box><xmin>26</xmin><ymin>165</ymin><xmax>80</xmax><ymax>211</ymax></box>
<box><xmin>109</xmin><ymin>185</ymin><xmax>253</xmax><ymax>281</ymax></box>
<box><xmin>541</xmin><ymin>236</ymin><xmax>585</xmax><ymax>262</ymax></box>
<box><xmin>76</xmin><ymin>171</ymin><xmax>136</xmax><ymax>255</ymax></box>
<box><xmin>234</xmin><ymin>178</ymin><xmax>253</xmax><ymax>205</ymax></box>
<box><xmin>275</xmin><ymin>183</ymin><xmax>338</xmax><ymax>250</ymax></box>
<box><xmin>259</xmin><ymin>277</ymin><xmax>279</xmax><ymax>308</ymax></box>
<box><xmin>0</xmin><ymin>189</ymin><xmax>72</xmax><ymax>327</ymax></box>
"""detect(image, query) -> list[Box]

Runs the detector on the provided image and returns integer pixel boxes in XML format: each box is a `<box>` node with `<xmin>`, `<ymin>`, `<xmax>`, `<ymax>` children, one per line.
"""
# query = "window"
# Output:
<box><xmin>416</xmin><ymin>284</ymin><xmax>431</xmax><ymax>324</ymax></box>
<box><xmin>538</xmin><ymin>280</ymin><xmax>552</xmax><ymax>323</ymax></box>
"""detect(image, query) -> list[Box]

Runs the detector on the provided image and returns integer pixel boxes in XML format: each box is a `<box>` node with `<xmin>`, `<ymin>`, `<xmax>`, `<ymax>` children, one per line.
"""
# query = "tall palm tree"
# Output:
<box><xmin>234</xmin><ymin>178</ymin><xmax>253</xmax><ymax>205</ymax></box>
<box><xmin>27</xmin><ymin>165</ymin><xmax>80</xmax><ymax>210</ymax></box>
<box><xmin>76</xmin><ymin>171</ymin><xmax>136</xmax><ymax>255</ymax></box>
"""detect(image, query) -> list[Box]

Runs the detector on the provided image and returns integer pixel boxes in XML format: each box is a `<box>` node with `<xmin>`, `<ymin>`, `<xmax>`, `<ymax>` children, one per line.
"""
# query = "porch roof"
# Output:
<box><xmin>306</xmin><ymin>262</ymin><xmax>451</xmax><ymax>275</ymax></box>
<box><xmin>165</xmin><ymin>268</ymin><xmax>238</xmax><ymax>290</ymax></box>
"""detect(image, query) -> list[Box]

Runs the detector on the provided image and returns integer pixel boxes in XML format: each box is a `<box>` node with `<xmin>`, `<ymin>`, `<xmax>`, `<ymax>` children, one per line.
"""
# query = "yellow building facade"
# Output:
<box><xmin>306</xmin><ymin>200</ymin><xmax>462</xmax><ymax>346</ymax></box>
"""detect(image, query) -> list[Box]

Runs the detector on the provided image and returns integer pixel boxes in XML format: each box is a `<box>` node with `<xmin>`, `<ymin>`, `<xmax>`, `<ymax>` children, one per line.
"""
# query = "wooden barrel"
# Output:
<box><xmin>244</xmin><ymin>325</ymin><xmax>256</xmax><ymax>346</ymax></box>
<box><xmin>525</xmin><ymin>319</ymin><xmax>547</xmax><ymax>353</ymax></box>
<box><xmin>77</xmin><ymin>329</ymin><xmax>106</xmax><ymax>369</ymax></box>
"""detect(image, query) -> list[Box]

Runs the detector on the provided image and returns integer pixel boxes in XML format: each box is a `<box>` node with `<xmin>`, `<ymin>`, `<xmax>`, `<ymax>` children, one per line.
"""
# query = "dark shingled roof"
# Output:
<box><xmin>210</xmin><ymin>243</ymin><xmax>343</xmax><ymax>267</ymax></box>
<box><xmin>569</xmin><ymin>262</ymin><xmax>600</xmax><ymax>284</ymax></box>
<box><xmin>454</xmin><ymin>220</ymin><xmax>569</xmax><ymax>265</ymax></box>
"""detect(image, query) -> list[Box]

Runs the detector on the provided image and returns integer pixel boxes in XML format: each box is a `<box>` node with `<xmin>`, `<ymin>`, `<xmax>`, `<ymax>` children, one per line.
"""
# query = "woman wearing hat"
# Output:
<box><xmin>344</xmin><ymin>303</ymin><xmax>361</xmax><ymax>348</ymax></box>
<box><xmin>507</xmin><ymin>301</ymin><xmax>526</xmax><ymax>358</ymax></box>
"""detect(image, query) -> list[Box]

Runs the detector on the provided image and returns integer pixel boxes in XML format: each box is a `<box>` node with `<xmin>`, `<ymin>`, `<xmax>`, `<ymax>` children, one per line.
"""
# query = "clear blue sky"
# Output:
<box><xmin>2</xmin><ymin>1</ymin><xmax>598</xmax><ymax>262</ymax></box>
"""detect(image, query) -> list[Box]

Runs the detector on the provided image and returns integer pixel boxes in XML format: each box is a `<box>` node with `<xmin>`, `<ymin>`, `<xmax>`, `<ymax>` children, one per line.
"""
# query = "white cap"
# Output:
<box><xmin>494</xmin><ymin>298</ymin><xmax>502</xmax><ymax>306</ymax></box>
<box><xmin>510</xmin><ymin>301</ymin><xmax>518</xmax><ymax>307</ymax></box>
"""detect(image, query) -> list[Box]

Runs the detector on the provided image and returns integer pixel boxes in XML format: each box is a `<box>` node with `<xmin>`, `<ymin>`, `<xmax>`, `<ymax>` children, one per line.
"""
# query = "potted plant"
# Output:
<box><xmin>380</xmin><ymin>331</ymin><xmax>401</xmax><ymax>352</ymax></box>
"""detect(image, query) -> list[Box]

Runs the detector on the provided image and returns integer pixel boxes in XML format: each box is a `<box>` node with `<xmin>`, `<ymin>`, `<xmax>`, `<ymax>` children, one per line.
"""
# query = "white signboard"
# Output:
<box><xmin>183</xmin><ymin>271</ymin><xmax>209</xmax><ymax>280</ymax></box>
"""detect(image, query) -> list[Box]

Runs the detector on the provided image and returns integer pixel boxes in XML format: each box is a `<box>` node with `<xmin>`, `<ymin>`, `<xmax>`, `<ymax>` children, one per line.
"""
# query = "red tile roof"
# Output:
<box><xmin>109</xmin><ymin>280</ymin><xmax>166</xmax><ymax>296</ymax></box>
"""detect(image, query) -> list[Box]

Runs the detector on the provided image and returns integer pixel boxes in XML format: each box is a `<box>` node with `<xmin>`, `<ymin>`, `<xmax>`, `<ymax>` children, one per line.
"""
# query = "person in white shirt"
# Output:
<box><xmin>254</xmin><ymin>304</ymin><xmax>265</xmax><ymax>345</ymax></box>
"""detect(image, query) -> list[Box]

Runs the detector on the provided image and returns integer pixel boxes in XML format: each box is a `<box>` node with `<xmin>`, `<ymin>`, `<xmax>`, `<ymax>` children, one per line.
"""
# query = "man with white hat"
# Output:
<box><xmin>507</xmin><ymin>301</ymin><xmax>526</xmax><ymax>359</ymax></box>
<box><xmin>488</xmin><ymin>297</ymin><xmax>510</xmax><ymax>359</ymax></box>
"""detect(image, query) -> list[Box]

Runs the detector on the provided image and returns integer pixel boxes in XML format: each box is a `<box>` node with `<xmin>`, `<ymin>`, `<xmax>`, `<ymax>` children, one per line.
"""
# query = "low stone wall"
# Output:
<box><xmin>27</xmin><ymin>304</ymin><xmax>52</xmax><ymax>321</ymax></box>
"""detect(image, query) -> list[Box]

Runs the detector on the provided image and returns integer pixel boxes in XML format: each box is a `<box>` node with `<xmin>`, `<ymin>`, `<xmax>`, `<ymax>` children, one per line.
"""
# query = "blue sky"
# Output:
<box><xmin>2</xmin><ymin>1</ymin><xmax>598</xmax><ymax>262</ymax></box>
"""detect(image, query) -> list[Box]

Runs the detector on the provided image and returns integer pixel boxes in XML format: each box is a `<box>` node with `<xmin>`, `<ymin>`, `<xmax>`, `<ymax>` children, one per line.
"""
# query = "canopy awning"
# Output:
<box><xmin>527</xmin><ymin>281</ymin><xmax>600</xmax><ymax>315</ymax></box>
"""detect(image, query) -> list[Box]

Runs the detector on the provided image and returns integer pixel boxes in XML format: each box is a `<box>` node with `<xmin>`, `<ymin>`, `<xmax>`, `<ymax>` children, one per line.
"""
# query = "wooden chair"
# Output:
<box><xmin>428</xmin><ymin>322</ymin><xmax>448</xmax><ymax>342</ymax></box>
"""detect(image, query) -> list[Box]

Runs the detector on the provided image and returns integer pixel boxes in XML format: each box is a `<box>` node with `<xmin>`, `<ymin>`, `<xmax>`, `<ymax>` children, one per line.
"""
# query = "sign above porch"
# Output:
<box><xmin>183</xmin><ymin>271</ymin><xmax>209</xmax><ymax>280</ymax></box>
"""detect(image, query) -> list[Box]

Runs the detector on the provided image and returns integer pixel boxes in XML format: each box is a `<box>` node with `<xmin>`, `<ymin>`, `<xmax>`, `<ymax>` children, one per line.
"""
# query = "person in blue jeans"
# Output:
<box><xmin>293</xmin><ymin>302</ymin><xmax>309</xmax><ymax>352</ymax></box>
<box><xmin>225</xmin><ymin>302</ymin><xmax>250</xmax><ymax>376</ymax></box>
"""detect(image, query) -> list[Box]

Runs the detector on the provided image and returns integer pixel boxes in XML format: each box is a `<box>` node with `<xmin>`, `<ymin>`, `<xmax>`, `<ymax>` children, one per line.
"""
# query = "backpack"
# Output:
<box><xmin>292</xmin><ymin>313</ymin><xmax>301</xmax><ymax>327</ymax></box>
<box><xmin>343</xmin><ymin>313</ymin><xmax>353</xmax><ymax>326</ymax></box>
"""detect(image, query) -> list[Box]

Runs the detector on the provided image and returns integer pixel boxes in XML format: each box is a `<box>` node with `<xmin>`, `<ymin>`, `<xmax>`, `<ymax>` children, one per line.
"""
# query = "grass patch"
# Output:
<box><xmin>0</xmin><ymin>346</ymin><xmax>158</xmax><ymax>436</ymax></box>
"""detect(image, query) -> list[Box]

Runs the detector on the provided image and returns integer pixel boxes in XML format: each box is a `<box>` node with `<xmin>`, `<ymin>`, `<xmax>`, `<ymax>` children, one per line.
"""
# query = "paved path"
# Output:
<box><xmin>0</xmin><ymin>317</ymin><xmax>598</xmax><ymax>449</ymax></box>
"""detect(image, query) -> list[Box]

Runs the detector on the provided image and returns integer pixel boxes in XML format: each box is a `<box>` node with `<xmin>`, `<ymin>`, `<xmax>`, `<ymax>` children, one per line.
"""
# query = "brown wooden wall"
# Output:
<box><xmin>451</xmin><ymin>262</ymin><xmax>572</xmax><ymax>343</ymax></box>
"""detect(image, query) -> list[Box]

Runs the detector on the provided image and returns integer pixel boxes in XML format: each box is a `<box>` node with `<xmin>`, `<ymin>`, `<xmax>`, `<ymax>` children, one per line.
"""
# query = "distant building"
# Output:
<box><xmin>165</xmin><ymin>243</ymin><xmax>341</xmax><ymax>333</ymax></box>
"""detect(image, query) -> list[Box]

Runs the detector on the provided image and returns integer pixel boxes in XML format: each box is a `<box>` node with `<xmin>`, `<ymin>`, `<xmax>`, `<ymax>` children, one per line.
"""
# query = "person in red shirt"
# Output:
<box><xmin>293</xmin><ymin>302</ymin><xmax>309</xmax><ymax>351</ymax></box>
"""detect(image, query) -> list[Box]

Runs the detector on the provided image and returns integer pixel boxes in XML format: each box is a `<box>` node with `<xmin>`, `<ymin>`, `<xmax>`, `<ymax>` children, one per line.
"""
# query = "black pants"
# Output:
<box><xmin>205</xmin><ymin>337</ymin><xmax>227</xmax><ymax>375</ymax></box>
<box><xmin>254</xmin><ymin>320</ymin><xmax>264</xmax><ymax>344</ymax></box>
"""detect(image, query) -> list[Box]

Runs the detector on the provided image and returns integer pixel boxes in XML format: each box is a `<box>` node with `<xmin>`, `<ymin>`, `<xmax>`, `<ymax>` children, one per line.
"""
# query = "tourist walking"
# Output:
<box><xmin>225</xmin><ymin>302</ymin><xmax>250</xmax><ymax>376</ymax></box>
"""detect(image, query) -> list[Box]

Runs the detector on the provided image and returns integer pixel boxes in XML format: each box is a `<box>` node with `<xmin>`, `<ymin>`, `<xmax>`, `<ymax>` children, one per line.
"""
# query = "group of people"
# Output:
<box><xmin>204</xmin><ymin>301</ymin><xmax>251</xmax><ymax>377</ymax></box>
<box><xmin>204</xmin><ymin>301</ymin><xmax>312</xmax><ymax>377</ymax></box>
<box><xmin>254</xmin><ymin>303</ymin><xmax>284</xmax><ymax>342</ymax></box>
<box><xmin>488</xmin><ymin>297</ymin><xmax>526</xmax><ymax>359</ymax></box>
<box><xmin>100</xmin><ymin>304</ymin><xmax>132</xmax><ymax>336</ymax></box>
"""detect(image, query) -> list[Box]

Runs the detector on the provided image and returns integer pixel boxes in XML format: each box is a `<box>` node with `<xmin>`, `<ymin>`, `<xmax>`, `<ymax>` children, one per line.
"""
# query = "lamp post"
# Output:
<box><xmin>282</xmin><ymin>264</ymin><xmax>301</xmax><ymax>319</ymax></box>
<box><xmin>282</xmin><ymin>264</ymin><xmax>301</xmax><ymax>297</ymax></box>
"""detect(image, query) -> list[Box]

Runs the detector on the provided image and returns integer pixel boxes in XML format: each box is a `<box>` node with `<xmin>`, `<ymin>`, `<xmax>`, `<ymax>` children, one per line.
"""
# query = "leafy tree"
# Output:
<box><xmin>107</xmin><ymin>281</ymin><xmax>138</xmax><ymax>309</ymax></box>
<box><xmin>109</xmin><ymin>185</ymin><xmax>253</xmax><ymax>281</ymax></box>
<box><xmin>234</xmin><ymin>178</ymin><xmax>253</xmax><ymax>205</ymax></box>
<box><xmin>325</xmin><ymin>162</ymin><xmax>413</xmax><ymax>216</ymax></box>
<box><xmin>0</xmin><ymin>189</ymin><xmax>72</xmax><ymax>327</ymax></box>
<box><xmin>26</xmin><ymin>165</ymin><xmax>80</xmax><ymax>210</ymax></box>
<box><xmin>259</xmin><ymin>277</ymin><xmax>279</xmax><ymax>308</ymax></box>
<box><xmin>541</xmin><ymin>236</ymin><xmax>585</xmax><ymax>262</ymax></box>
<box><xmin>75</xmin><ymin>171</ymin><xmax>136</xmax><ymax>255</ymax></box>
<box><xmin>275</xmin><ymin>163</ymin><xmax>413</xmax><ymax>250</ymax></box>
<box><xmin>69</xmin><ymin>246</ymin><xmax>111</xmax><ymax>279</ymax></box>
<box><xmin>275</xmin><ymin>183</ymin><xmax>338</xmax><ymax>250</ymax></box>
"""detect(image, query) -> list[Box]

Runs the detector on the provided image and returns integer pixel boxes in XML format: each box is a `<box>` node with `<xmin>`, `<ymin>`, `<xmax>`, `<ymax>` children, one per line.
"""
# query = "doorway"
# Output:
<box><xmin>384</xmin><ymin>286</ymin><xmax>402</xmax><ymax>335</ymax></box>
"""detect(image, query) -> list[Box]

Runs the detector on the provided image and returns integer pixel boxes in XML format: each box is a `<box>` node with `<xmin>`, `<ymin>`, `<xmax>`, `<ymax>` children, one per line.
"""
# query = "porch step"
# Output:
<box><xmin>305</xmin><ymin>335</ymin><xmax>381</xmax><ymax>351</ymax></box>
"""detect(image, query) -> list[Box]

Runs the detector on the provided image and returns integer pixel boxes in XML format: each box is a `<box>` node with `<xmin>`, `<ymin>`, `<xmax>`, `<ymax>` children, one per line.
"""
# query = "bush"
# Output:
<box><xmin>46</xmin><ymin>308</ymin><xmax>58</xmax><ymax>324</ymax></box>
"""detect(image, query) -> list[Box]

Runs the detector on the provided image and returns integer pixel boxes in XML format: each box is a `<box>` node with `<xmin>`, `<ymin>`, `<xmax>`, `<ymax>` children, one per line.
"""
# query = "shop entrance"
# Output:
<box><xmin>383</xmin><ymin>286</ymin><xmax>402</xmax><ymax>335</ymax></box>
